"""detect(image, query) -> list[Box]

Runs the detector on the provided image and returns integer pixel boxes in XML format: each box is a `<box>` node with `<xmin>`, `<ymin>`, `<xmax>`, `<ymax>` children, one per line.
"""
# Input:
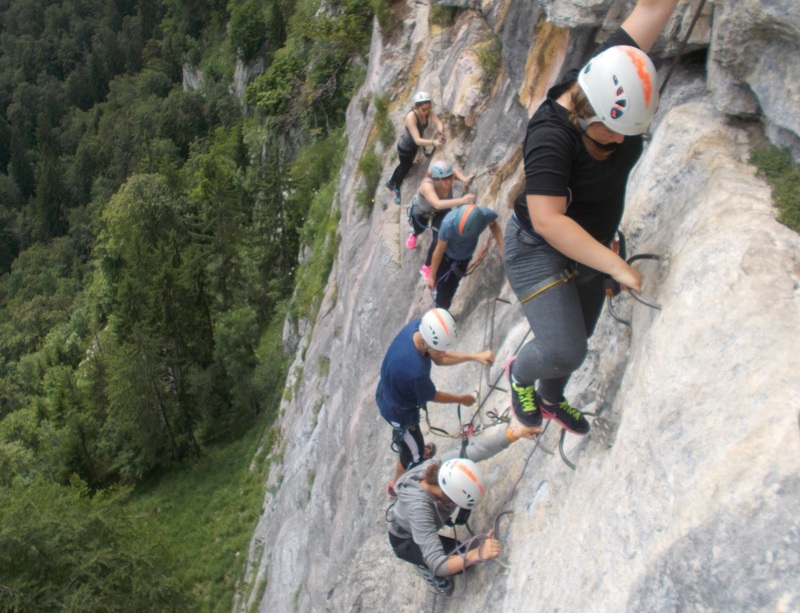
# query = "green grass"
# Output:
<box><xmin>292</xmin><ymin>582</ymin><xmax>302</xmax><ymax>612</ymax></box>
<box><xmin>305</xmin><ymin>469</ymin><xmax>316</xmax><ymax>505</ymax></box>
<box><xmin>475</xmin><ymin>37</ymin><xmax>502</xmax><ymax>92</ymax></box>
<box><xmin>248</xmin><ymin>570</ymin><xmax>268</xmax><ymax>613</ymax></box>
<box><xmin>429</xmin><ymin>5</ymin><xmax>459</xmax><ymax>27</ymax></box>
<box><xmin>356</xmin><ymin>149</ymin><xmax>382</xmax><ymax>213</ymax></box>
<box><xmin>311</xmin><ymin>397</ymin><xmax>325</xmax><ymax>429</ymax></box>
<box><xmin>126</xmin><ymin>412</ymin><xmax>279</xmax><ymax>611</ymax></box>
<box><xmin>371</xmin><ymin>0</ymin><xmax>392</xmax><ymax>36</ymax></box>
<box><xmin>750</xmin><ymin>144</ymin><xmax>800</xmax><ymax>232</ymax></box>
<box><xmin>373</xmin><ymin>95</ymin><xmax>395</xmax><ymax>148</ymax></box>
<box><xmin>317</xmin><ymin>355</ymin><xmax>330</xmax><ymax>377</ymax></box>
<box><xmin>291</xmin><ymin>130</ymin><xmax>345</xmax><ymax>321</ymax></box>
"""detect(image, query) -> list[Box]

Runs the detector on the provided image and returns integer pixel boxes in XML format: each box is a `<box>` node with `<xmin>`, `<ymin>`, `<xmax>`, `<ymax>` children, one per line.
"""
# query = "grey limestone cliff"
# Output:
<box><xmin>236</xmin><ymin>1</ymin><xmax>800</xmax><ymax>611</ymax></box>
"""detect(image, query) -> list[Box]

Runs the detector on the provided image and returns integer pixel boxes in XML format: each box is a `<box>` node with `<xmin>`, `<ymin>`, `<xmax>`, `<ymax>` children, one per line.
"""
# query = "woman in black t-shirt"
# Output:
<box><xmin>503</xmin><ymin>0</ymin><xmax>678</xmax><ymax>435</ymax></box>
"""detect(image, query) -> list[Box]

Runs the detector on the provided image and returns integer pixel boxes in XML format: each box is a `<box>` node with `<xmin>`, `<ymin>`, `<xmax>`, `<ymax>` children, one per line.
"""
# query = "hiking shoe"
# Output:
<box><xmin>539</xmin><ymin>395</ymin><xmax>590</xmax><ymax>435</ymax></box>
<box><xmin>422</xmin><ymin>442</ymin><xmax>436</xmax><ymax>459</ymax></box>
<box><xmin>505</xmin><ymin>356</ymin><xmax>542</xmax><ymax>427</ymax></box>
<box><xmin>385</xmin><ymin>180</ymin><xmax>394</xmax><ymax>191</ymax></box>
<box><xmin>386</xmin><ymin>481</ymin><xmax>397</xmax><ymax>499</ymax></box>
<box><xmin>420</xmin><ymin>264</ymin><xmax>431</xmax><ymax>280</ymax></box>
<box><xmin>414</xmin><ymin>565</ymin><xmax>453</xmax><ymax>596</ymax></box>
<box><xmin>393</xmin><ymin>186</ymin><xmax>401</xmax><ymax>204</ymax></box>
<box><xmin>406</xmin><ymin>233</ymin><xmax>417</xmax><ymax>250</ymax></box>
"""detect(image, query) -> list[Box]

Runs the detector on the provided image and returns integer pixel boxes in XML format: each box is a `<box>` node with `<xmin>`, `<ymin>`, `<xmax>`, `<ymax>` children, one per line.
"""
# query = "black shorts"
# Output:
<box><xmin>392</xmin><ymin>423</ymin><xmax>426</xmax><ymax>469</ymax></box>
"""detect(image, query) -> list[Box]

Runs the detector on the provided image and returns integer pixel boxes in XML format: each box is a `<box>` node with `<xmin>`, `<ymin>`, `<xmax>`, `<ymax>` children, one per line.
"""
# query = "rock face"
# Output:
<box><xmin>708</xmin><ymin>0</ymin><xmax>800</xmax><ymax>155</ymax></box>
<box><xmin>236</xmin><ymin>1</ymin><xmax>800</xmax><ymax>611</ymax></box>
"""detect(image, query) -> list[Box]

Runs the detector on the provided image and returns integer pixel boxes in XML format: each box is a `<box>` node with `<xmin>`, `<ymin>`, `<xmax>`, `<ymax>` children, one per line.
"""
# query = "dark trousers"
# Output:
<box><xmin>389</xmin><ymin>531</ymin><xmax>464</xmax><ymax>574</ymax></box>
<box><xmin>389</xmin><ymin>147</ymin><xmax>417</xmax><ymax>189</ymax></box>
<box><xmin>433</xmin><ymin>254</ymin><xmax>469</xmax><ymax>310</ymax></box>
<box><xmin>409</xmin><ymin>209</ymin><xmax>447</xmax><ymax>267</ymax></box>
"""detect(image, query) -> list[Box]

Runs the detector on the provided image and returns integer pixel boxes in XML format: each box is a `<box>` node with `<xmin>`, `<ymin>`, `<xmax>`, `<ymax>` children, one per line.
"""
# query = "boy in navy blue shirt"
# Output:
<box><xmin>376</xmin><ymin>308</ymin><xmax>493</xmax><ymax>495</ymax></box>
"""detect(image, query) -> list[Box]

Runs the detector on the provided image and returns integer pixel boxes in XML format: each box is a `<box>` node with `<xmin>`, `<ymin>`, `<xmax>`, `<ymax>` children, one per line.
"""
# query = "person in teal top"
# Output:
<box><xmin>427</xmin><ymin>204</ymin><xmax>504</xmax><ymax>310</ymax></box>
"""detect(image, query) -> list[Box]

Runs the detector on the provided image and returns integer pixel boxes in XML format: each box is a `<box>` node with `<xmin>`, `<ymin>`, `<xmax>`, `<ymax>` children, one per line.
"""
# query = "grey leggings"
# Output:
<box><xmin>502</xmin><ymin>216</ymin><xmax>605</xmax><ymax>403</ymax></box>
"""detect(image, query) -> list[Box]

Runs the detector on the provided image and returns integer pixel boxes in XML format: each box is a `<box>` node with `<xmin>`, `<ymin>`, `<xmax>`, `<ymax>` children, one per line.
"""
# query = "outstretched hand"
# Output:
<box><xmin>473</xmin><ymin>349</ymin><xmax>494</xmax><ymax>366</ymax></box>
<box><xmin>507</xmin><ymin>413</ymin><xmax>543</xmax><ymax>441</ymax></box>
<box><xmin>460</xmin><ymin>392</ymin><xmax>478</xmax><ymax>406</ymax></box>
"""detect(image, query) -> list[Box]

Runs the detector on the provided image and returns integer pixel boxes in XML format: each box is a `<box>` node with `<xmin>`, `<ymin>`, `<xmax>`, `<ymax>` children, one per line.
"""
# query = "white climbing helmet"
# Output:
<box><xmin>414</xmin><ymin>91</ymin><xmax>432</xmax><ymax>106</ymax></box>
<box><xmin>438</xmin><ymin>458</ymin><xmax>485</xmax><ymax>509</ymax></box>
<box><xmin>431</xmin><ymin>160</ymin><xmax>454</xmax><ymax>179</ymax></box>
<box><xmin>419</xmin><ymin>308</ymin><xmax>456</xmax><ymax>351</ymax></box>
<box><xmin>577</xmin><ymin>45</ymin><xmax>659</xmax><ymax>136</ymax></box>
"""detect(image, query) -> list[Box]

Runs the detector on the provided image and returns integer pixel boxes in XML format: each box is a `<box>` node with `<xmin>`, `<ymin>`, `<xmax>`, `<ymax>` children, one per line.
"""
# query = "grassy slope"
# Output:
<box><xmin>126</xmin><ymin>413</ymin><xmax>277</xmax><ymax>610</ymax></box>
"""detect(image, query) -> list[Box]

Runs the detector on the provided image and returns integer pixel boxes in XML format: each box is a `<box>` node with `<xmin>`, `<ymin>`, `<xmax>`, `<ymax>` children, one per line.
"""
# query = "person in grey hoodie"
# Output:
<box><xmin>387</xmin><ymin>418</ymin><xmax>541</xmax><ymax>591</ymax></box>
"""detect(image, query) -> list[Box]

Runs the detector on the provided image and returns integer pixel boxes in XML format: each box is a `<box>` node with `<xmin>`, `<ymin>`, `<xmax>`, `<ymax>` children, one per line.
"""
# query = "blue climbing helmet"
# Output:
<box><xmin>430</xmin><ymin>160</ymin><xmax>454</xmax><ymax>179</ymax></box>
<box><xmin>453</xmin><ymin>204</ymin><xmax>483</xmax><ymax>238</ymax></box>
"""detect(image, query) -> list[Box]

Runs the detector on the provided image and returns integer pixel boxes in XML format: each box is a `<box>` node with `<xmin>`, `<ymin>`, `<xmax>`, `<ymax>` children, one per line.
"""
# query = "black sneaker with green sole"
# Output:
<box><xmin>505</xmin><ymin>356</ymin><xmax>542</xmax><ymax>427</ymax></box>
<box><xmin>539</xmin><ymin>395</ymin><xmax>589</xmax><ymax>435</ymax></box>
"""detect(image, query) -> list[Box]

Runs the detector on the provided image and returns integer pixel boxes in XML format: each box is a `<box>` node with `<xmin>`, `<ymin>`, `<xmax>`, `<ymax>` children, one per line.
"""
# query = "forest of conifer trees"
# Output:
<box><xmin>0</xmin><ymin>0</ymin><xmax>376</xmax><ymax>606</ymax></box>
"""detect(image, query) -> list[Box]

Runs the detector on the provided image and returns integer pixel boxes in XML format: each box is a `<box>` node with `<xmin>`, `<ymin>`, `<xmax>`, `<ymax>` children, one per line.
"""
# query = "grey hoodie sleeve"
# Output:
<box><xmin>406</xmin><ymin>495</ymin><xmax>453</xmax><ymax>575</ymax></box>
<box><xmin>440</xmin><ymin>423</ymin><xmax>513</xmax><ymax>464</ymax></box>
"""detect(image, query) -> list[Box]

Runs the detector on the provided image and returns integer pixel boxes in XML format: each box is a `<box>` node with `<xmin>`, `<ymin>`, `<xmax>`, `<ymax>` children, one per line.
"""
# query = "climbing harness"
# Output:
<box><xmin>407</xmin><ymin>203</ymin><xmax>431</xmax><ymax>230</ymax></box>
<box><xmin>519</xmin><ymin>264</ymin><xmax>578</xmax><ymax>304</ymax></box>
<box><xmin>512</xmin><ymin>230</ymin><xmax>663</xmax><ymax>324</ymax></box>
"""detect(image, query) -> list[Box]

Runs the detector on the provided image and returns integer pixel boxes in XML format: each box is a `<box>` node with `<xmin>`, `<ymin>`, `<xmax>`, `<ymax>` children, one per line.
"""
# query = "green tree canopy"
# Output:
<box><xmin>0</xmin><ymin>478</ymin><xmax>194</xmax><ymax>610</ymax></box>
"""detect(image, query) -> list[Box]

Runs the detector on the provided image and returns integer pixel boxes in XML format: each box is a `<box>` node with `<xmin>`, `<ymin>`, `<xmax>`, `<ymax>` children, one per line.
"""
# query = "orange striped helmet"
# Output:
<box><xmin>419</xmin><ymin>308</ymin><xmax>456</xmax><ymax>350</ymax></box>
<box><xmin>438</xmin><ymin>458</ymin><xmax>485</xmax><ymax>509</ymax></box>
<box><xmin>577</xmin><ymin>45</ymin><xmax>659</xmax><ymax>136</ymax></box>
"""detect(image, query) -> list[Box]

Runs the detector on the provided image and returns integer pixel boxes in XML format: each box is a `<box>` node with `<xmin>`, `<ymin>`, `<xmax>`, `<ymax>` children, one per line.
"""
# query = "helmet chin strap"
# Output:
<box><xmin>578</xmin><ymin>117</ymin><xmax>620</xmax><ymax>152</ymax></box>
<box><xmin>583</xmin><ymin>133</ymin><xmax>620</xmax><ymax>152</ymax></box>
